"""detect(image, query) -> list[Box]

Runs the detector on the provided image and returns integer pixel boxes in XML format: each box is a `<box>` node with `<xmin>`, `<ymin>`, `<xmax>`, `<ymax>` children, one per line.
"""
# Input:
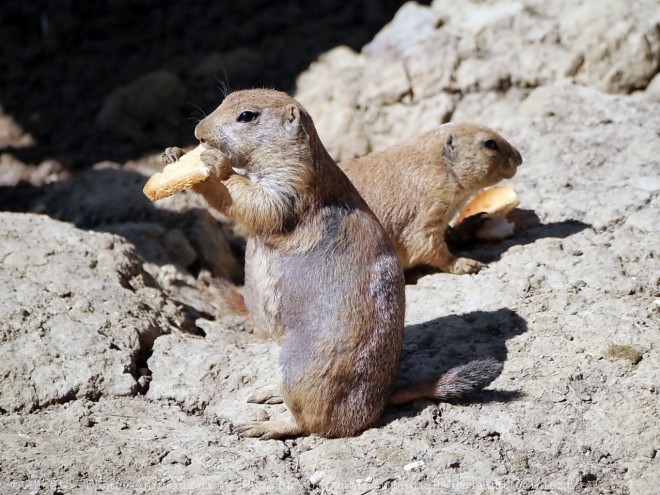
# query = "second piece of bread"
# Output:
<box><xmin>452</xmin><ymin>186</ymin><xmax>519</xmax><ymax>241</ymax></box>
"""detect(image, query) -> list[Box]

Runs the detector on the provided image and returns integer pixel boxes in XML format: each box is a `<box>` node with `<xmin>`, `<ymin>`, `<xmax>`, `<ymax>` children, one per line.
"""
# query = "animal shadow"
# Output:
<box><xmin>459</xmin><ymin>211</ymin><xmax>591</xmax><ymax>264</ymax></box>
<box><xmin>406</xmin><ymin>213</ymin><xmax>591</xmax><ymax>283</ymax></box>
<box><xmin>380</xmin><ymin>307</ymin><xmax>527</xmax><ymax>425</ymax></box>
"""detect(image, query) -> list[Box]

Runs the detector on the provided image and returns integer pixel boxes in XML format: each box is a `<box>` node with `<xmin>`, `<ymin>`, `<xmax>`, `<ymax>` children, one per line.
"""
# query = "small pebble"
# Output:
<box><xmin>254</xmin><ymin>409</ymin><xmax>270</xmax><ymax>421</ymax></box>
<box><xmin>639</xmin><ymin>447</ymin><xmax>656</xmax><ymax>459</ymax></box>
<box><xmin>309</xmin><ymin>470</ymin><xmax>325</xmax><ymax>485</ymax></box>
<box><xmin>403</xmin><ymin>460</ymin><xmax>425</xmax><ymax>472</ymax></box>
<box><xmin>477</xmin><ymin>430</ymin><xmax>499</xmax><ymax>438</ymax></box>
<box><xmin>494</xmin><ymin>465</ymin><xmax>508</xmax><ymax>475</ymax></box>
<box><xmin>161</xmin><ymin>450</ymin><xmax>191</xmax><ymax>466</ymax></box>
<box><xmin>138</xmin><ymin>375</ymin><xmax>151</xmax><ymax>389</ymax></box>
<box><xmin>276</xmin><ymin>445</ymin><xmax>290</xmax><ymax>460</ymax></box>
<box><xmin>79</xmin><ymin>417</ymin><xmax>95</xmax><ymax>428</ymax></box>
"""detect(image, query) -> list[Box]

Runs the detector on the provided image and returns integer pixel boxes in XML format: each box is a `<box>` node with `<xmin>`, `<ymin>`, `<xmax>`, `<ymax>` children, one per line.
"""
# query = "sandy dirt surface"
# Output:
<box><xmin>1</xmin><ymin>1</ymin><xmax>659</xmax><ymax>494</ymax></box>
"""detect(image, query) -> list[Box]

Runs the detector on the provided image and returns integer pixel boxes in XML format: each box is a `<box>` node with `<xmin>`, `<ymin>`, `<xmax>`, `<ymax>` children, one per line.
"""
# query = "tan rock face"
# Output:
<box><xmin>296</xmin><ymin>0</ymin><xmax>660</xmax><ymax>161</ymax></box>
<box><xmin>32</xmin><ymin>163</ymin><xmax>241</xmax><ymax>282</ymax></box>
<box><xmin>0</xmin><ymin>213</ymin><xmax>178</xmax><ymax>412</ymax></box>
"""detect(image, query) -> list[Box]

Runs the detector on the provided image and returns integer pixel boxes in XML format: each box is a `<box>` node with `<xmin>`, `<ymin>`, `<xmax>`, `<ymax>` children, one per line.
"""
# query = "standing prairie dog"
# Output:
<box><xmin>164</xmin><ymin>89</ymin><xmax>502</xmax><ymax>439</ymax></box>
<box><xmin>340</xmin><ymin>124</ymin><xmax>523</xmax><ymax>274</ymax></box>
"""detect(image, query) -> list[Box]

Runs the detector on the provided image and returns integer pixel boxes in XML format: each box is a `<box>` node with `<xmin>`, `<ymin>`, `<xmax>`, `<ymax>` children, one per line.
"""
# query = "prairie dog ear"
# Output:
<box><xmin>442</xmin><ymin>134</ymin><xmax>457</xmax><ymax>162</ymax></box>
<box><xmin>283</xmin><ymin>104</ymin><xmax>300</xmax><ymax>132</ymax></box>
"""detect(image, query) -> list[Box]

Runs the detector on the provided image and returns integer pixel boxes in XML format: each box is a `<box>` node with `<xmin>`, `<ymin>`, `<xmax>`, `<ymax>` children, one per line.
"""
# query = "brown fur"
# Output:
<box><xmin>339</xmin><ymin>124</ymin><xmax>523</xmax><ymax>274</ymax></box>
<box><xmin>176</xmin><ymin>89</ymin><xmax>501</xmax><ymax>439</ymax></box>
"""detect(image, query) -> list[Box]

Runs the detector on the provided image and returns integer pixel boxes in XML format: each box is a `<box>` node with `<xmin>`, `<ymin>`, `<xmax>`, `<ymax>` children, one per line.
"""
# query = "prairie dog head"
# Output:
<box><xmin>438</xmin><ymin>123</ymin><xmax>523</xmax><ymax>186</ymax></box>
<box><xmin>194</xmin><ymin>89</ymin><xmax>316</xmax><ymax>182</ymax></box>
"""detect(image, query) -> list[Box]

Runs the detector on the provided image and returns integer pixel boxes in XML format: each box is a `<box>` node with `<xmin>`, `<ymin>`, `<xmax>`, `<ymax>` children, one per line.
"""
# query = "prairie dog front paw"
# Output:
<box><xmin>162</xmin><ymin>146</ymin><xmax>186</xmax><ymax>164</ymax></box>
<box><xmin>201</xmin><ymin>148</ymin><xmax>234</xmax><ymax>181</ymax></box>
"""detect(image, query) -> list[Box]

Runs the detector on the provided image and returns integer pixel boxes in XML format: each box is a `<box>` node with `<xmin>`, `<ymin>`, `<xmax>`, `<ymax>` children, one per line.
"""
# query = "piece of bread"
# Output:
<box><xmin>454</xmin><ymin>186</ymin><xmax>519</xmax><ymax>224</ymax></box>
<box><xmin>143</xmin><ymin>145</ymin><xmax>211</xmax><ymax>201</ymax></box>
<box><xmin>453</xmin><ymin>186</ymin><xmax>519</xmax><ymax>241</ymax></box>
<box><xmin>475</xmin><ymin>216</ymin><xmax>516</xmax><ymax>241</ymax></box>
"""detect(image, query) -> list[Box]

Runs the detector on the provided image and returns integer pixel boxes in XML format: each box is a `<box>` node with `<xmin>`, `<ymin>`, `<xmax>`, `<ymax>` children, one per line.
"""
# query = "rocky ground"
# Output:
<box><xmin>1</xmin><ymin>0</ymin><xmax>659</xmax><ymax>494</ymax></box>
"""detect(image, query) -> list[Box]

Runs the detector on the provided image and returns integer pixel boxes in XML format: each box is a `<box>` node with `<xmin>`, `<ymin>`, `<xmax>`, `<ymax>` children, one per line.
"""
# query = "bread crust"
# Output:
<box><xmin>143</xmin><ymin>144</ymin><xmax>219</xmax><ymax>201</ymax></box>
<box><xmin>453</xmin><ymin>186</ymin><xmax>519</xmax><ymax>225</ymax></box>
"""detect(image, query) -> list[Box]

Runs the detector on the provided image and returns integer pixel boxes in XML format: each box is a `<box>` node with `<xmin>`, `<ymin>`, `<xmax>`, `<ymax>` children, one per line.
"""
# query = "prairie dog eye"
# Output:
<box><xmin>237</xmin><ymin>110</ymin><xmax>259</xmax><ymax>123</ymax></box>
<box><xmin>484</xmin><ymin>139</ymin><xmax>499</xmax><ymax>151</ymax></box>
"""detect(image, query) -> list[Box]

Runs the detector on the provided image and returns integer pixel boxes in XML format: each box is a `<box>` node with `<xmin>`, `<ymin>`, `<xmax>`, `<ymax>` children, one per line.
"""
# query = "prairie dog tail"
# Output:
<box><xmin>389</xmin><ymin>359</ymin><xmax>503</xmax><ymax>406</ymax></box>
<box><xmin>214</xmin><ymin>278</ymin><xmax>250</xmax><ymax>317</ymax></box>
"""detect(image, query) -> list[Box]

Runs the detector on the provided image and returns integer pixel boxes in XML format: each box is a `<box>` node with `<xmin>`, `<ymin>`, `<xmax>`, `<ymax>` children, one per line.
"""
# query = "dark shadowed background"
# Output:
<box><xmin>0</xmin><ymin>0</ymin><xmax>426</xmax><ymax>168</ymax></box>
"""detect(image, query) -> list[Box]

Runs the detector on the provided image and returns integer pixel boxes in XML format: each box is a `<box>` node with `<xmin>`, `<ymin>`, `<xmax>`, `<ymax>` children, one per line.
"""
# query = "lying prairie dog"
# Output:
<box><xmin>339</xmin><ymin>124</ymin><xmax>523</xmax><ymax>274</ymax></box>
<box><xmin>151</xmin><ymin>89</ymin><xmax>503</xmax><ymax>439</ymax></box>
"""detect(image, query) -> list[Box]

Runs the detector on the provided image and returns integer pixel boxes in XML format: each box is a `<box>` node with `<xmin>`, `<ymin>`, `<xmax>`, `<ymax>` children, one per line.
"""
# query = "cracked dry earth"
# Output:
<box><xmin>1</xmin><ymin>82</ymin><xmax>658</xmax><ymax>494</ymax></box>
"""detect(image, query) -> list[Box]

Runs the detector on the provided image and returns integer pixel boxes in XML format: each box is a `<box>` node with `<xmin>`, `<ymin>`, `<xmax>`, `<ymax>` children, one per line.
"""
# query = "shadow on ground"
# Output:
<box><xmin>407</xmin><ymin>216</ymin><xmax>591</xmax><ymax>283</ymax></box>
<box><xmin>466</xmin><ymin>218</ymin><xmax>591</xmax><ymax>263</ymax></box>
<box><xmin>382</xmin><ymin>307</ymin><xmax>527</xmax><ymax>425</ymax></box>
